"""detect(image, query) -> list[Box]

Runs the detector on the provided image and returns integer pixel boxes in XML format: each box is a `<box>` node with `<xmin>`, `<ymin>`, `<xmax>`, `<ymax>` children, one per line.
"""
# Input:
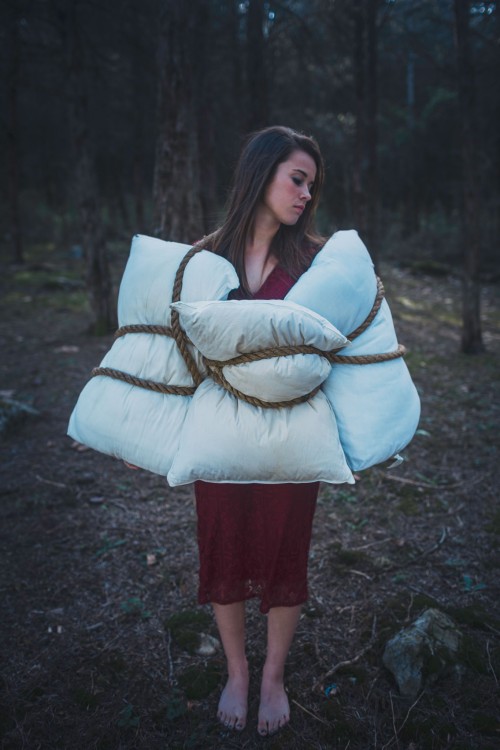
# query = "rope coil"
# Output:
<box><xmin>91</xmin><ymin>248</ymin><xmax>407</xmax><ymax>407</ymax></box>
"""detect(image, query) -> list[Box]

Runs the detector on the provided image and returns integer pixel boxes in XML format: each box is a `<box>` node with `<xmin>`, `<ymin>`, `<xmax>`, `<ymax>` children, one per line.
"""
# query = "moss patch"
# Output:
<box><xmin>177</xmin><ymin>664</ymin><xmax>221</xmax><ymax>700</ymax></box>
<box><xmin>165</xmin><ymin>610</ymin><xmax>213</xmax><ymax>654</ymax></box>
<box><xmin>471</xmin><ymin>712</ymin><xmax>500</xmax><ymax>735</ymax></box>
<box><xmin>446</xmin><ymin>604</ymin><xmax>500</xmax><ymax>632</ymax></box>
<box><xmin>485</xmin><ymin>510</ymin><xmax>500</xmax><ymax>534</ymax></box>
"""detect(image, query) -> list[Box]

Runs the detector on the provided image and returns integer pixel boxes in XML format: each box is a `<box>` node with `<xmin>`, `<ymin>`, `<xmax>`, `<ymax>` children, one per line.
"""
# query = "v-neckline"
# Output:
<box><xmin>250</xmin><ymin>263</ymin><xmax>281</xmax><ymax>297</ymax></box>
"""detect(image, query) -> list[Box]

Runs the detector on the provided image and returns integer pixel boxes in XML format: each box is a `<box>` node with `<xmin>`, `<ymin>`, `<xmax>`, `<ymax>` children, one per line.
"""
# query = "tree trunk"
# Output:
<box><xmin>246</xmin><ymin>0</ymin><xmax>269</xmax><ymax>131</ymax></box>
<box><xmin>194</xmin><ymin>0</ymin><xmax>217</xmax><ymax>234</ymax></box>
<box><xmin>65</xmin><ymin>2</ymin><xmax>115</xmax><ymax>334</ymax></box>
<box><xmin>152</xmin><ymin>0</ymin><xmax>204</xmax><ymax>242</ymax></box>
<box><xmin>403</xmin><ymin>48</ymin><xmax>419</xmax><ymax>237</ymax></box>
<box><xmin>352</xmin><ymin>0</ymin><xmax>366</xmax><ymax>236</ymax></box>
<box><xmin>229</xmin><ymin>0</ymin><xmax>243</xmax><ymax>134</ymax></box>
<box><xmin>365</xmin><ymin>0</ymin><xmax>379</xmax><ymax>269</ymax></box>
<box><xmin>7</xmin><ymin>0</ymin><xmax>23</xmax><ymax>264</ymax></box>
<box><xmin>454</xmin><ymin>0</ymin><xmax>484</xmax><ymax>353</ymax></box>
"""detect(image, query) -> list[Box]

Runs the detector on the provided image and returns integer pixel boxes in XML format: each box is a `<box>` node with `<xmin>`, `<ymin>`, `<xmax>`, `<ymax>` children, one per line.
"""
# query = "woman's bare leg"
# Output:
<box><xmin>212</xmin><ymin>601</ymin><xmax>249</xmax><ymax>730</ymax></box>
<box><xmin>258</xmin><ymin>604</ymin><xmax>302</xmax><ymax>735</ymax></box>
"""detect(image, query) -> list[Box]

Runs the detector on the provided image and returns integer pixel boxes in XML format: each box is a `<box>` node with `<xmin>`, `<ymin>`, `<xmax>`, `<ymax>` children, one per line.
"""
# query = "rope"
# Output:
<box><xmin>209</xmin><ymin>364</ymin><xmax>322</xmax><ymax>409</ymax></box>
<box><xmin>93</xmin><ymin>253</ymin><xmax>407</xmax><ymax>408</ymax></box>
<box><xmin>90</xmin><ymin>367</ymin><xmax>196</xmax><ymax>395</ymax></box>
<box><xmin>170</xmin><ymin>246</ymin><xmax>205</xmax><ymax>387</ymax></box>
<box><xmin>115</xmin><ymin>324</ymin><xmax>173</xmax><ymax>339</ymax></box>
<box><xmin>328</xmin><ymin>344</ymin><xmax>406</xmax><ymax>365</ymax></box>
<box><xmin>203</xmin><ymin>343</ymin><xmax>343</xmax><ymax>369</ymax></box>
<box><xmin>347</xmin><ymin>277</ymin><xmax>385</xmax><ymax>341</ymax></box>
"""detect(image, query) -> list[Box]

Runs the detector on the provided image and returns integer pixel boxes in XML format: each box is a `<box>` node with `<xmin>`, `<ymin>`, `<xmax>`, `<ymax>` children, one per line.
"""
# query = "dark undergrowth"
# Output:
<box><xmin>1</xmin><ymin>242</ymin><xmax>499</xmax><ymax>749</ymax></box>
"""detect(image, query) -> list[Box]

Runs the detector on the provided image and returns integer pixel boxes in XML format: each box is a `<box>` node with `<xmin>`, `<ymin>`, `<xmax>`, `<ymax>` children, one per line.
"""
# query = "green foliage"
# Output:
<box><xmin>120</xmin><ymin>597</ymin><xmax>152</xmax><ymax>619</ymax></box>
<box><xmin>117</xmin><ymin>703</ymin><xmax>139</xmax><ymax>729</ymax></box>
<box><xmin>72</xmin><ymin>687</ymin><xmax>100</xmax><ymax>711</ymax></box>
<box><xmin>94</xmin><ymin>537</ymin><xmax>127</xmax><ymax>557</ymax></box>
<box><xmin>177</xmin><ymin>664</ymin><xmax>221</xmax><ymax>700</ymax></box>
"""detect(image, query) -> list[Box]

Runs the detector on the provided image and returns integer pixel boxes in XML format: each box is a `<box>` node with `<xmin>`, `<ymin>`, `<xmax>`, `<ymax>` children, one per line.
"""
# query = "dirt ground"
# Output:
<box><xmin>1</xmin><ymin>242</ymin><xmax>499</xmax><ymax>750</ymax></box>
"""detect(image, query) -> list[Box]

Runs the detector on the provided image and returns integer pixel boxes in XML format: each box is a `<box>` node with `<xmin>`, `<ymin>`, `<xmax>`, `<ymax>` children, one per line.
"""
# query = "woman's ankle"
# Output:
<box><xmin>227</xmin><ymin>658</ymin><xmax>249</xmax><ymax>680</ymax></box>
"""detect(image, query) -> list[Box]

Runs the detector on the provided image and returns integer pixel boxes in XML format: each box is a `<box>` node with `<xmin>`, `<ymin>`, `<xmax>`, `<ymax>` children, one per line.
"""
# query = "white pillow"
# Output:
<box><xmin>171</xmin><ymin>299</ymin><xmax>348</xmax><ymax>402</ymax></box>
<box><xmin>168</xmin><ymin>379</ymin><xmax>354</xmax><ymax>486</ymax></box>
<box><xmin>287</xmin><ymin>230</ymin><xmax>420</xmax><ymax>470</ymax></box>
<box><xmin>67</xmin><ymin>235</ymin><xmax>239</xmax><ymax>473</ymax></box>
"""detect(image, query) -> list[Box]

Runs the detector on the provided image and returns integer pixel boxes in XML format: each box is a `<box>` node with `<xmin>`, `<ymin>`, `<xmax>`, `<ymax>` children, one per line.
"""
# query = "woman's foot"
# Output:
<box><xmin>217</xmin><ymin>669</ymin><xmax>249</xmax><ymax>731</ymax></box>
<box><xmin>257</xmin><ymin>675</ymin><xmax>290</xmax><ymax>736</ymax></box>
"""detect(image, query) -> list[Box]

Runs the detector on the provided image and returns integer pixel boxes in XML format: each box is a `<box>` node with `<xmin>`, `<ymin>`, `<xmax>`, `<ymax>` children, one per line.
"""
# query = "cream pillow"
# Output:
<box><xmin>171</xmin><ymin>299</ymin><xmax>347</xmax><ymax>403</ymax></box>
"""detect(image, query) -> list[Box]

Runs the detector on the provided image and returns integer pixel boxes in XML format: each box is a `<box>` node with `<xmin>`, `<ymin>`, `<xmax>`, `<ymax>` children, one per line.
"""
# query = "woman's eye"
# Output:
<box><xmin>292</xmin><ymin>177</ymin><xmax>302</xmax><ymax>186</ymax></box>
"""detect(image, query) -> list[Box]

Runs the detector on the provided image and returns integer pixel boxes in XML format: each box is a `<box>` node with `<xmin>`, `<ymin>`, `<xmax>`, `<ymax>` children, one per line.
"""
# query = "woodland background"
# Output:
<box><xmin>1</xmin><ymin>2</ymin><xmax>500</xmax><ymax>750</ymax></box>
<box><xmin>1</xmin><ymin>0</ymin><xmax>499</xmax><ymax>349</ymax></box>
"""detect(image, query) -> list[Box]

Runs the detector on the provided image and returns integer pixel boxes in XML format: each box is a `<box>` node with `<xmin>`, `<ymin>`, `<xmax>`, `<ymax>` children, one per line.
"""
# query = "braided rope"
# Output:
<box><xmin>203</xmin><ymin>343</ymin><xmax>340</xmax><ymax>369</ymax></box>
<box><xmin>347</xmin><ymin>277</ymin><xmax>385</xmax><ymax>341</ymax></box>
<box><xmin>93</xmin><ymin>256</ymin><xmax>406</xmax><ymax>408</ymax></box>
<box><xmin>209</xmin><ymin>364</ymin><xmax>322</xmax><ymax>409</ymax></box>
<box><xmin>170</xmin><ymin>246</ymin><xmax>205</xmax><ymax>387</ymax></box>
<box><xmin>115</xmin><ymin>324</ymin><xmax>173</xmax><ymax>339</ymax></box>
<box><xmin>328</xmin><ymin>344</ymin><xmax>406</xmax><ymax>365</ymax></box>
<box><xmin>90</xmin><ymin>367</ymin><xmax>196</xmax><ymax>395</ymax></box>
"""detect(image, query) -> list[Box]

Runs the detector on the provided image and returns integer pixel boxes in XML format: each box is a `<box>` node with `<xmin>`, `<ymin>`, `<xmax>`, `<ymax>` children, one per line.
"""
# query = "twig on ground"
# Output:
<box><xmin>165</xmin><ymin>628</ymin><xmax>175</xmax><ymax>686</ymax></box>
<box><xmin>386</xmin><ymin>528</ymin><xmax>448</xmax><ymax>572</ymax></box>
<box><xmin>406</xmin><ymin>593</ymin><xmax>415</xmax><ymax>622</ymax></box>
<box><xmin>390</xmin><ymin>691</ymin><xmax>399</xmax><ymax>750</ymax></box>
<box><xmin>397</xmin><ymin>691</ymin><xmax>424</xmax><ymax>735</ymax></box>
<box><xmin>484</xmin><ymin>622</ymin><xmax>500</xmax><ymax>637</ymax></box>
<box><xmin>382</xmin><ymin>691</ymin><xmax>424</xmax><ymax>749</ymax></box>
<box><xmin>382</xmin><ymin>473</ymin><xmax>487</xmax><ymax>490</ymax></box>
<box><xmin>351</xmin><ymin>537</ymin><xmax>393</xmax><ymax>551</ymax></box>
<box><xmin>365</xmin><ymin>670</ymin><xmax>380</xmax><ymax>702</ymax></box>
<box><xmin>291</xmin><ymin>699</ymin><xmax>330</xmax><ymax>726</ymax></box>
<box><xmin>105</xmin><ymin>498</ymin><xmax>128</xmax><ymax>512</ymax></box>
<box><xmin>349</xmin><ymin>569</ymin><xmax>373</xmax><ymax>580</ymax></box>
<box><xmin>35</xmin><ymin>474</ymin><xmax>67</xmax><ymax>489</ymax></box>
<box><xmin>313</xmin><ymin>615</ymin><xmax>377</xmax><ymax>692</ymax></box>
<box><xmin>416</xmin><ymin>527</ymin><xmax>448</xmax><ymax>559</ymax></box>
<box><xmin>486</xmin><ymin>640</ymin><xmax>499</xmax><ymax>686</ymax></box>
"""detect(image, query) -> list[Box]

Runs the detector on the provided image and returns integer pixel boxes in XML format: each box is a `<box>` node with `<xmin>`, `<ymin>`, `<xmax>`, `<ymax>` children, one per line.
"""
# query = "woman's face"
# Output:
<box><xmin>260</xmin><ymin>149</ymin><xmax>317</xmax><ymax>228</ymax></box>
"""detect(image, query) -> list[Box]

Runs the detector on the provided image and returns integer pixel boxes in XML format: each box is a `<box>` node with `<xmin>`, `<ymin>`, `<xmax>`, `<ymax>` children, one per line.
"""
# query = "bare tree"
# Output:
<box><xmin>7</xmin><ymin>0</ymin><xmax>23</xmax><ymax>264</ymax></box>
<box><xmin>454</xmin><ymin>0</ymin><xmax>484</xmax><ymax>353</ymax></box>
<box><xmin>351</xmin><ymin>0</ymin><xmax>380</xmax><ymax>268</ymax></box>
<box><xmin>353</xmin><ymin>0</ymin><xmax>367</xmax><ymax>240</ymax></box>
<box><xmin>152</xmin><ymin>0</ymin><xmax>204</xmax><ymax>242</ymax></box>
<box><xmin>246</xmin><ymin>0</ymin><xmax>269</xmax><ymax>131</ymax></box>
<box><xmin>64</xmin><ymin>1</ymin><xmax>115</xmax><ymax>334</ymax></box>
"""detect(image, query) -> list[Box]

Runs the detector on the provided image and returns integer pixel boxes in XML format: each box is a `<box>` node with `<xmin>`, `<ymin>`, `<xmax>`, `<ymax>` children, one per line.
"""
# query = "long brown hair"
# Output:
<box><xmin>198</xmin><ymin>126</ymin><xmax>326</xmax><ymax>297</ymax></box>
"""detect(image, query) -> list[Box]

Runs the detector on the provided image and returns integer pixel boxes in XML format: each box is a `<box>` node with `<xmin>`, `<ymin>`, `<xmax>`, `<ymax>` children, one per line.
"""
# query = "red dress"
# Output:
<box><xmin>194</xmin><ymin>264</ymin><xmax>319</xmax><ymax>614</ymax></box>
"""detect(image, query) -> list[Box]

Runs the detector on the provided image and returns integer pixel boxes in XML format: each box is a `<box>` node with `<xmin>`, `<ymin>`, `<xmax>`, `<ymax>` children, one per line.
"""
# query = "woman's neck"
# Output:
<box><xmin>247</xmin><ymin>207</ymin><xmax>280</xmax><ymax>257</ymax></box>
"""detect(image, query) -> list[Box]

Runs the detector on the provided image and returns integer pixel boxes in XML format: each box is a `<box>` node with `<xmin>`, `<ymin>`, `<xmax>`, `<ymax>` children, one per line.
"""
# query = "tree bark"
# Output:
<box><xmin>365</xmin><ymin>0</ymin><xmax>379</xmax><ymax>269</ymax></box>
<box><xmin>403</xmin><ymin>48</ymin><xmax>419</xmax><ymax>237</ymax></box>
<box><xmin>7</xmin><ymin>0</ymin><xmax>23</xmax><ymax>264</ymax></box>
<box><xmin>246</xmin><ymin>0</ymin><xmax>269</xmax><ymax>131</ymax></box>
<box><xmin>65</xmin><ymin>2</ymin><xmax>115</xmax><ymax>334</ymax></box>
<box><xmin>194</xmin><ymin>0</ymin><xmax>217</xmax><ymax>234</ymax></box>
<box><xmin>152</xmin><ymin>0</ymin><xmax>204</xmax><ymax>242</ymax></box>
<box><xmin>352</xmin><ymin>0</ymin><xmax>366</xmax><ymax>236</ymax></box>
<box><xmin>454</xmin><ymin>0</ymin><xmax>484</xmax><ymax>353</ymax></box>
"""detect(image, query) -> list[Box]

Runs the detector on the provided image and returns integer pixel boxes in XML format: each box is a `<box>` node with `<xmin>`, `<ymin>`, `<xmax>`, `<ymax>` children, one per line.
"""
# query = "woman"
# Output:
<box><xmin>194</xmin><ymin>126</ymin><xmax>326</xmax><ymax>736</ymax></box>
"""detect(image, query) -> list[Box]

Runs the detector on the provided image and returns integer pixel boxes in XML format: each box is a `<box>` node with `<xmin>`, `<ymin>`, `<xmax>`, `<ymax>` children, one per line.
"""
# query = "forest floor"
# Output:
<box><xmin>0</xmin><ymin>241</ymin><xmax>499</xmax><ymax>750</ymax></box>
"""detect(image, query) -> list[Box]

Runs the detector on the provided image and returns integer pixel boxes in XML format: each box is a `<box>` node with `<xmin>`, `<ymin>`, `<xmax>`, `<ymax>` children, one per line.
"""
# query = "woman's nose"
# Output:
<box><xmin>301</xmin><ymin>186</ymin><xmax>312</xmax><ymax>202</ymax></box>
